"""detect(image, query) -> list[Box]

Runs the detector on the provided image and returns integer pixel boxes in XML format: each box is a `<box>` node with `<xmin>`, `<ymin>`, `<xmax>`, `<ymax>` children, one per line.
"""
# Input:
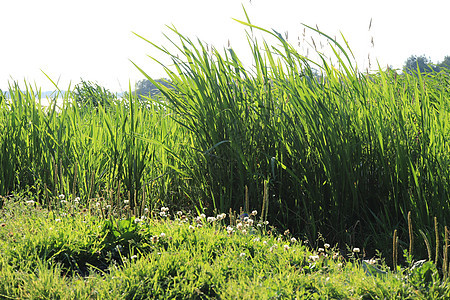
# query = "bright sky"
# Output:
<box><xmin>1</xmin><ymin>0</ymin><xmax>449</xmax><ymax>93</ymax></box>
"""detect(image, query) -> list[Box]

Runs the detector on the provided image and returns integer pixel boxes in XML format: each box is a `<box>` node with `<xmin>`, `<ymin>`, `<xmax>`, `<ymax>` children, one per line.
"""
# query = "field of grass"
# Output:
<box><xmin>2</xmin><ymin>16</ymin><xmax>450</xmax><ymax>297</ymax></box>
<box><xmin>2</xmin><ymin>197</ymin><xmax>450</xmax><ymax>299</ymax></box>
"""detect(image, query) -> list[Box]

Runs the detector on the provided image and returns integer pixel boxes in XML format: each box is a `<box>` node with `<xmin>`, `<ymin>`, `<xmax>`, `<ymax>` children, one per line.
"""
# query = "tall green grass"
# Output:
<box><xmin>0</xmin><ymin>81</ymin><xmax>200</xmax><ymax>214</ymax></box>
<box><xmin>133</xmin><ymin>18</ymin><xmax>450</xmax><ymax>255</ymax></box>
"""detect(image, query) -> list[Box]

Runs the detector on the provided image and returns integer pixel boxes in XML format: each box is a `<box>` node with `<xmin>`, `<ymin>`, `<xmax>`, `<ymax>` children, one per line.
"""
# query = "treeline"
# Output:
<box><xmin>403</xmin><ymin>55</ymin><xmax>450</xmax><ymax>75</ymax></box>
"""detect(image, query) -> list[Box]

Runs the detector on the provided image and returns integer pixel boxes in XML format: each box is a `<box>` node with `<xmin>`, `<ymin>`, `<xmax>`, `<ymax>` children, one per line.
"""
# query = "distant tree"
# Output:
<box><xmin>133</xmin><ymin>78</ymin><xmax>173</xmax><ymax>99</ymax></box>
<box><xmin>403</xmin><ymin>55</ymin><xmax>438</xmax><ymax>75</ymax></box>
<box><xmin>72</xmin><ymin>79</ymin><xmax>116</xmax><ymax>108</ymax></box>
<box><xmin>438</xmin><ymin>56</ymin><xmax>450</xmax><ymax>70</ymax></box>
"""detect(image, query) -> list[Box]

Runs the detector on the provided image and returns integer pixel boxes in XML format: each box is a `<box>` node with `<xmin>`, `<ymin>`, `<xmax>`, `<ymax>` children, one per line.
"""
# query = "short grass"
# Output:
<box><xmin>1</xmin><ymin>196</ymin><xmax>449</xmax><ymax>299</ymax></box>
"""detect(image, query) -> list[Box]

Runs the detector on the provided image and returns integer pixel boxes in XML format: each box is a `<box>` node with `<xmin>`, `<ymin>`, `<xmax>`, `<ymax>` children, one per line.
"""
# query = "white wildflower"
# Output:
<box><xmin>364</xmin><ymin>259</ymin><xmax>377</xmax><ymax>265</ymax></box>
<box><xmin>251</xmin><ymin>210</ymin><xmax>257</xmax><ymax>216</ymax></box>
<box><xmin>309</xmin><ymin>255</ymin><xmax>320</xmax><ymax>262</ymax></box>
<box><xmin>216</xmin><ymin>213</ymin><xmax>226</xmax><ymax>221</ymax></box>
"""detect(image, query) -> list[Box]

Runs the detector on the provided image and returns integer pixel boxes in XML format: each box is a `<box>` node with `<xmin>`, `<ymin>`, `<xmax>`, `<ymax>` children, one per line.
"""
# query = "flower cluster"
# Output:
<box><xmin>159</xmin><ymin>207</ymin><xmax>169</xmax><ymax>217</ymax></box>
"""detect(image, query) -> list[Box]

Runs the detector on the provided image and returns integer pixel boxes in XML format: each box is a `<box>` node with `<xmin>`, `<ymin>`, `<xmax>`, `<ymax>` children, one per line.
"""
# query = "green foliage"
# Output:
<box><xmin>408</xmin><ymin>260</ymin><xmax>439</xmax><ymax>291</ymax></box>
<box><xmin>102</xmin><ymin>217</ymin><xmax>140</xmax><ymax>248</ymax></box>
<box><xmin>2</xmin><ymin>201</ymin><xmax>450</xmax><ymax>299</ymax></box>
<box><xmin>72</xmin><ymin>79</ymin><xmax>116</xmax><ymax>108</ymax></box>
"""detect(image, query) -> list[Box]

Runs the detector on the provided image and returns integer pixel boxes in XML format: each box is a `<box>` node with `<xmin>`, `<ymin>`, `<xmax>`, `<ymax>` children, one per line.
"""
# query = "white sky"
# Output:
<box><xmin>1</xmin><ymin>0</ymin><xmax>449</xmax><ymax>92</ymax></box>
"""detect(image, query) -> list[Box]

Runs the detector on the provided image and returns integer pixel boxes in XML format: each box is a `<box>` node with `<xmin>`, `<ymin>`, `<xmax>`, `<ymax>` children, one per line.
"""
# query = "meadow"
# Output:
<box><xmin>2</xmin><ymin>18</ymin><xmax>450</xmax><ymax>298</ymax></box>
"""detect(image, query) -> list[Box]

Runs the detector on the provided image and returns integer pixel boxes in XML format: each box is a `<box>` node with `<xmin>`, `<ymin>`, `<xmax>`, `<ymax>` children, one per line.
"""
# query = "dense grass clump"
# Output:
<box><xmin>0</xmin><ymin>81</ymin><xmax>200</xmax><ymax>214</ymax></box>
<box><xmin>134</xmin><ymin>20</ymin><xmax>450</xmax><ymax>257</ymax></box>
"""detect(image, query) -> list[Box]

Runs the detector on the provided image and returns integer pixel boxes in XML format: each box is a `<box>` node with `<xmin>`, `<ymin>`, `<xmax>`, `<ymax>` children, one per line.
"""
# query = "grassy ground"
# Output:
<box><xmin>1</xmin><ymin>195</ymin><xmax>449</xmax><ymax>299</ymax></box>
